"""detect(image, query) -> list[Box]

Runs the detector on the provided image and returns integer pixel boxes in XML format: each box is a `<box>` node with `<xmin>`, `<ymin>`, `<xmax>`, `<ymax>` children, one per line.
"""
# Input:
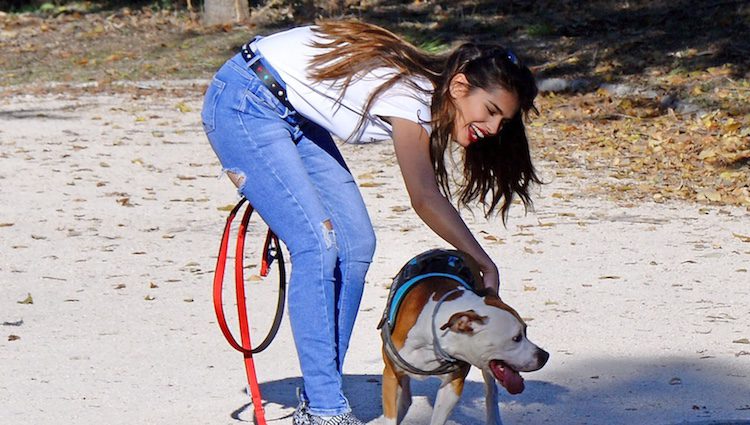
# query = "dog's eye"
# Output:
<box><xmin>512</xmin><ymin>333</ymin><xmax>522</xmax><ymax>343</ymax></box>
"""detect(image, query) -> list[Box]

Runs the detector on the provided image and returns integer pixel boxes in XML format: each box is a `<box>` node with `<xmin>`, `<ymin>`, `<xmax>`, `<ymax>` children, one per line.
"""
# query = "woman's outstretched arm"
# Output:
<box><xmin>389</xmin><ymin>117</ymin><xmax>500</xmax><ymax>292</ymax></box>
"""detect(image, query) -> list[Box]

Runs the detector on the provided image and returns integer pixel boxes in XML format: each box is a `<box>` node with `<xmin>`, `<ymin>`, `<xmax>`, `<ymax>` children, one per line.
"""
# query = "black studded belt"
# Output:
<box><xmin>240</xmin><ymin>42</ymin><xmax>295</xmax><ymax>112</ymax></box>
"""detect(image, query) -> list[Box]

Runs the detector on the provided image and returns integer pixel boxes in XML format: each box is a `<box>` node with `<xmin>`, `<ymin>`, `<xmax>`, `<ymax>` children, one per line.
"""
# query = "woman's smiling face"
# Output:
<box><xmin>450</xmin><ymin>73</ymin><xmax>520</xmax><ymax>148</ymax></box>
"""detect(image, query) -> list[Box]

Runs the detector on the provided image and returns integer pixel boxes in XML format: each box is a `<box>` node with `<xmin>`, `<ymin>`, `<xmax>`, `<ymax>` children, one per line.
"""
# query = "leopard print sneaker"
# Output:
<box><xmin>292</xmin><ymin>388</ymin><xmax>311</xmax><ymax>425</ymax></box>
<box><xmin>309</xmin><ymin>412</ymin><xmax>365</xmax><ymax>425</ymax></box>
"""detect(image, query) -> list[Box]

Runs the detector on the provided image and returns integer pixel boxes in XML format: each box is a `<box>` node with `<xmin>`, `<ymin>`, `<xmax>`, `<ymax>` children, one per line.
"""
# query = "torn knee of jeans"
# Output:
<box><xmin>225</xmin><ymin>169</ymin><xmax>246</xmax><ymax>191</ymax></box>
<box><xmin>321</xmin><ymin>219</ymin><xmax>336</xmax><ymax>250</ymax></box>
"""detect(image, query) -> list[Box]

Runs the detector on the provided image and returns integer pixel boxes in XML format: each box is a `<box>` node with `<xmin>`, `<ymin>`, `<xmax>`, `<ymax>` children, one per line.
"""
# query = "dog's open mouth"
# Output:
<box><xmin>489</xmin><ymin>359</ymin><xmax>525</xmax><ymax>394</ymax></box>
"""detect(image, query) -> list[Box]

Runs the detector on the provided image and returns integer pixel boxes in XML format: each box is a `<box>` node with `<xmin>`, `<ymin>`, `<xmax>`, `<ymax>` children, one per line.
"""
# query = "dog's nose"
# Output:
<box><xmin>536</xmin><ymin>348</ymin><xmax>550</xmax><ymax>367</ymax></box>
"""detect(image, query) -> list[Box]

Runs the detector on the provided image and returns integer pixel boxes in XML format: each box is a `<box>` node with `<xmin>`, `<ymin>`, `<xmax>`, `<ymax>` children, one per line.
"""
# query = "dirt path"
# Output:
<box><xmin>1</xmin><ymin>90</ymin><xmax>749</xmax><ymax>424</ymax></box>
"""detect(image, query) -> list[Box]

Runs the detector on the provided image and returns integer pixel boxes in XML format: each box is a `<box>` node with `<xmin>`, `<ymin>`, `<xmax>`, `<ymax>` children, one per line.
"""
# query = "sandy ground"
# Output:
<box><xmin>1</xmin><ymin>86</ymin><xmax>749</xmax><ymax>425</ymax></box>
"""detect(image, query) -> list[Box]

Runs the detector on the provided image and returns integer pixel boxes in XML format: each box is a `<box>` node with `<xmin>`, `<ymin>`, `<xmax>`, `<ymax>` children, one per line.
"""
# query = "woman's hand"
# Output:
<box><xmin>477</xmin><ymin>259</ymin><xmax>500</xmax><ymax>294</ymax></box>
<box><xmin>390</xmin><ymin>117</ymin><xmax>502</xmax><ymax>295</ymax></box>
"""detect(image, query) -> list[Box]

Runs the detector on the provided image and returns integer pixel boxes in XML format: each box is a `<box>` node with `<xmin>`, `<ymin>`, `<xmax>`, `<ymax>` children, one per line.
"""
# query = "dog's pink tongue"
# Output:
<box><xmin>490</xmin><ymin>360</ymin><xmax>525</xmax><ymax>394</ymax></box>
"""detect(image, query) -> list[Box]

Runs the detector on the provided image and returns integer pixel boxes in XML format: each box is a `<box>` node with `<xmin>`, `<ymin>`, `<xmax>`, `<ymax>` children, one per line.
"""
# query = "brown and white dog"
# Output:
<box><xmin>381</xmin><ymin>251</ymin><xmax>548</xmax><ymax>425</ymax></box>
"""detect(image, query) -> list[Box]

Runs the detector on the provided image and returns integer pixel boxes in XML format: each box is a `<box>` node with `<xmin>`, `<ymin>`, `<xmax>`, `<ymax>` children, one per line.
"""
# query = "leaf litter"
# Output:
<box><xmin>1</xmin><ymin>2</ymin><xmax>747</xmax><ymax>210</ymax></box>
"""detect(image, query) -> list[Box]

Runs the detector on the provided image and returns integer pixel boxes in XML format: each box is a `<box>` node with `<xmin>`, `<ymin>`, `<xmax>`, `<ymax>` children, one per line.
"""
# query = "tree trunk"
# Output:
<box><xmin>204</xmin><ymin>0</ymin><xmax>250</xmax><ymax>26</ymax></box>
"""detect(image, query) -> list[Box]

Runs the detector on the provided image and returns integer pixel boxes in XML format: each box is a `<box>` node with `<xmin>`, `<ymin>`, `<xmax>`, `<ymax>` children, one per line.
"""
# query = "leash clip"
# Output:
<box><xmin>260</xmin><ymin>230</ymin><xmax>277</xmax><ymax>277</ymax></box>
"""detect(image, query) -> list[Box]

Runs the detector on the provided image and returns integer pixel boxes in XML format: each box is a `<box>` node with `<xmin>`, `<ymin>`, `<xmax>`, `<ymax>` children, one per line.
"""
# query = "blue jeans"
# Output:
<box><xmin>201</xmin><ymin>52</ymin><xmax>376</xmax><ymax>416</ymax></box>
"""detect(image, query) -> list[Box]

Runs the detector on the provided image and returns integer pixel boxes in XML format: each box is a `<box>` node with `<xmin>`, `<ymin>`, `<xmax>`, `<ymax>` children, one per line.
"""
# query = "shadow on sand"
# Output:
<box><xmin>225</xmin><ymin>356</ymin><xmax>750</xmax><ymax>424</ymax></box>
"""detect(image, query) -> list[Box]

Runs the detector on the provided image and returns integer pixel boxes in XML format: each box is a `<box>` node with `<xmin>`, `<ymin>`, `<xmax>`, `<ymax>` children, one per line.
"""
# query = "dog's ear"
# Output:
<box><xmin>440</xmin><ymin>310</ymin><xmax>488</xmax><ymax>333</ymax></box>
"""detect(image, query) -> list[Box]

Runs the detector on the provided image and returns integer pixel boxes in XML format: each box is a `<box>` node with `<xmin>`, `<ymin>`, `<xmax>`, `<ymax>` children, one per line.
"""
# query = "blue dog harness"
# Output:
<box><xmin>385</xmin><ymin>251</ymin><xmax>476</xmax><ymax>326</ymax></box>
<box><xmin>378</xmin><ymin>249</ymin><xmax>480</xmax><ymax>375</ymax></box>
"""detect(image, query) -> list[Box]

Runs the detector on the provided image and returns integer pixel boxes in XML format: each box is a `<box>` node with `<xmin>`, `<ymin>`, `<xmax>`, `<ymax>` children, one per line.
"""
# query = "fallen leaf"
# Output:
<box><xmin>17</xmin><ymin>293</ymin><xmax>33</xmax><ymax>305</ymax></box>
<box><xmin>117</xmin><ymin>197</ymin><xmax>134</xmax><ymax>207</ymax></box>
<box><xmin>733</xmin><ymin>338</ymin><xmax>750</xmax><ymax>344</ymax></box>
<box><xmin>144</xmin><ymin>295</ymin><xmax>155</xmax><ymax>301</ymax></box>
<box><xmin>698</xmin><ymin>149</ymin><xmax>717</xmax><ymax>160</ymax></box>
<box><xmin>8</xmin><ymin>335</ymin><xmax>20</xmax><ymax>341</ymax></box>
<box><xmin>720</xmin><ymin>171</ymin><xmax>743</xmax><ymax>180</ymax></box>
<box><xmin>724</xmin><ymin>120</ymin><xmax>741</xmax><ymax>133</ymax></box>
<box><xmin>697</xmin><ymin>190</ymin><xmax>722</xmax><ymax>202</ymax></box>
<box><xmin>175</xmin><ymin>102</ymin><xmax>192</xmax><ymax>113</ymax></box>
<box><xmin>669</xmin><ymin>377</ymin><xmax>682</xmax><ymax>385</ymax></box>
<box><xmin>733</xmin><ymin>233</ymin><xmax>750</xmax><ymax>243</ymax></box>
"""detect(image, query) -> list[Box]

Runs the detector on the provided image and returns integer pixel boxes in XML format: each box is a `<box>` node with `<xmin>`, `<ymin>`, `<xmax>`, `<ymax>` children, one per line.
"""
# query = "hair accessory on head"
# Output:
<box><xmin>506</xmin><ymin>49</ymin><xmax>520</xmax><ymax>66</ymax></box>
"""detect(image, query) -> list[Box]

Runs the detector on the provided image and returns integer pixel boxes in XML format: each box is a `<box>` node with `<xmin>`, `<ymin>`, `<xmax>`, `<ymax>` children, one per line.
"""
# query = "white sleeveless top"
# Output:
<box><xmin>256</xmin><ymin>26</ymin><xmax>433</xmax><ymax>143</ymax></box>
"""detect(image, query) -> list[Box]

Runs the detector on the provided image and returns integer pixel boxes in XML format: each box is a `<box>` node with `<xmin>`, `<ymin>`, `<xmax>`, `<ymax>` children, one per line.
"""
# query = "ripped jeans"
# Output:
<box><xmin>201</xmin><ymin>52</ymin><xmax>376</xmax><ymax>416</ymax></box>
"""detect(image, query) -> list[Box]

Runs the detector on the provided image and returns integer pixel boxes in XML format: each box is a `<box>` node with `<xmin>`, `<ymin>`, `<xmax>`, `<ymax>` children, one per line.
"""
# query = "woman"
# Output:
<box><xmin>201</xmin><ymin>20</ymin><xmax>540</xmax><ymax>425</ymax></box>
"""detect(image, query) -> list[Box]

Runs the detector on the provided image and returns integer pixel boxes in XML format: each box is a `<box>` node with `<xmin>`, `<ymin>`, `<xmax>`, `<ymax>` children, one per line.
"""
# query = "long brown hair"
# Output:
<box><xmin>309</xmin><ymin>20</ymin><xmax>541</xmax><ymax>223</ymax></box>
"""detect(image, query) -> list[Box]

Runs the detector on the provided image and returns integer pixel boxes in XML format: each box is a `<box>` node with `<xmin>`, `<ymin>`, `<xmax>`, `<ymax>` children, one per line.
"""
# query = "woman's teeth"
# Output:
<box><xmin>469</xmin><ymin>125</ymin><xmax>484</xmax><ymax>143</ymax></box>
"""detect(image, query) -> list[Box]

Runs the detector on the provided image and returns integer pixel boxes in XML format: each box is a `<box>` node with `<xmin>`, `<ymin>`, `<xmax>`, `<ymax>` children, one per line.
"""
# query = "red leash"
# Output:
<box><xmin>212</xmin><ymin>198</ymin><xmax>286</xmax><ymax>424</ymax></box>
